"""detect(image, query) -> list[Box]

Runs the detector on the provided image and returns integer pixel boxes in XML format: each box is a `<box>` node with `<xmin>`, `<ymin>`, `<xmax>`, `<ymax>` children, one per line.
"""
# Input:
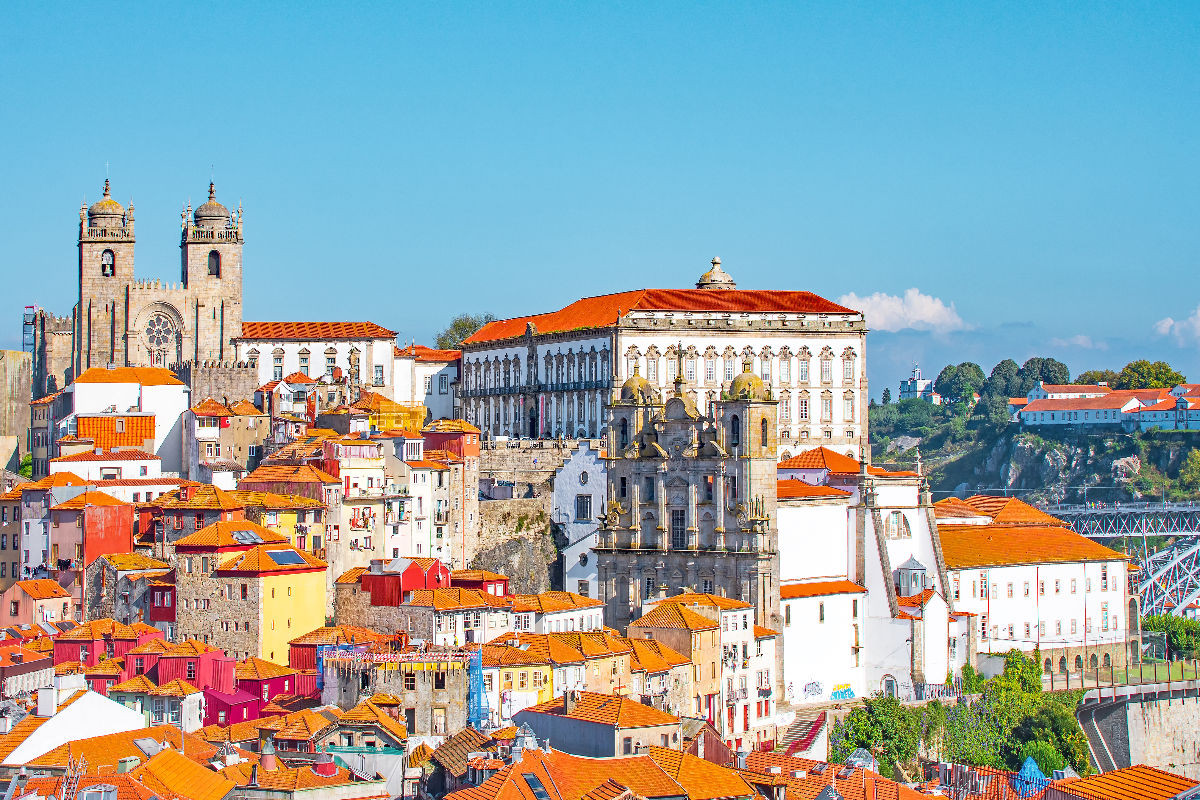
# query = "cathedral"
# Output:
<box><xmin>32</xmin><ymin>180</ymin><xmax>245</xmax><ymax>396</ymax></box>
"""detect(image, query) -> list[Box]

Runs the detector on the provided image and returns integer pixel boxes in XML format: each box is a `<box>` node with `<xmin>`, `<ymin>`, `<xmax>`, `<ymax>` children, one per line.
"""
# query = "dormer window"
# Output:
<box><xmin>101</xmin><ymin>250</ymin><xmax>115</xmax><ymax>277</ymax></box>
<box><xmin>208</xmin><ymin>250</ymin><xmax>221</xmax><ymax>277</ymax></box>
<box><xmin>895</xmin><ymin>556</ymin><xmax>927</xmax><ymax>597</ymax></box>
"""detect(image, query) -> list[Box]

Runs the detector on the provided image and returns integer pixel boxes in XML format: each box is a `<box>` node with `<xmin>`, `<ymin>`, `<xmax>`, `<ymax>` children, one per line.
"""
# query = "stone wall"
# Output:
<box><xmin>475</xmin><ymin>496</ymin><xmax>557</xmax><ymax>594</ymax></box>
<box><xmin>334</xmin><ymin>583</ymin><xmax>433</xmax><ymax>637</ymax></box>
<box><xmin>173</xmin><ymin>360</ymin><xmax>259</xmax><ymax>404</ymax></box>
<box><xmin>322</xmin><ymin>658</ymin><xmax>469</xmax><ymax>737</ymax></box>
<box><xmin>0</xmin><ymin>352</ymin><xmax>31</xmax><ymax>466</ymax></box>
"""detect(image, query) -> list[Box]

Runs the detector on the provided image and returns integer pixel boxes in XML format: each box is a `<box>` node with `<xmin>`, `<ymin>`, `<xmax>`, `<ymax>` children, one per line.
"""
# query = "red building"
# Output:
<box><xmin>451</xmin><ymin>569</ymin><xmax>510</xmax><ymax>596</ymax></box>
<box><xmin>52</xmin><ymin>619</ymin><xmax>164</xmax><ymax>668</ymax></box>
<box><xmin>204</xmin><ymin>687</ymin><xmax>259</xmax><ymax>727</ymax></box>
<box><xmin>146</xmin><ymin>573</ymin><xmax>175</xmax><ymax>626</ymax></box>
<box><xmin>155</xmin><ymin>639</ymin><xmax>235</xmax><ymax>694</ymax></box>
<box><xmin>48</xmin><ymin>490</ymin><xmax>136</xmax><ymax>570</ymax></box>
<box><xmin>348</xmin><ymin>557</ymin><xmax>451</xmax><ymax>606</ymax></box>
<box><xmin>235</xmin><ymin>657</ymin><xmax>299</xmax><ymax>703</ymax></box>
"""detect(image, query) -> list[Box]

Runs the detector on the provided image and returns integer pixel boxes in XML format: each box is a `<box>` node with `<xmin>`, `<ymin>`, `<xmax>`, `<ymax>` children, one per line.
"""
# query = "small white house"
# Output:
<box><xmin>554</xmin><ymin>442</ymin><xmax>605</xmax><ymax>600</ymax></box>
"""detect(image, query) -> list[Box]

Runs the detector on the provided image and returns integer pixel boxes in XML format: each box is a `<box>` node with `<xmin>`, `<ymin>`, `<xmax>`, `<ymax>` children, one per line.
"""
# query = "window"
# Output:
<box><xmin>705</xmin><ymin>358</ymin><xmax>715</xmax><ymax>382</ymax></box>
<box><xmin>760</xmin><ymin>417</ymin><xmax>769</xmax><ymax>448</ymax></box>
<box><xmin>724</xmin><ymin>359</ymin><xmax>735</xmax><ymax>381</ymax></box>
<box><xmin>575</xmin><ymin>494</ymin><xmax>592</xmax><ymax>521</ymax></box>
<box><xmin>374</xmin><ymin>365</ymin><xmax>384</xmax><ymax>385</ymax></box>
<box><xmin>821</xmin><ymin>396</ymin><xmax>833</xmax><ymax>422</ymax></box>
<box><xmin>101</xmin><ymin>249</ymin><xmax>115</xmax><ymax>277</ymax></box>
<box><xmin>671</xmin><ymin>509</ymin><xmax>686</xmax><ymax>549</ymax></box>
<box><xmin>1007</xmin><ymin>583</ymin><xmax>1013</xmax><ymax>598</ymax></box>
<box><xmin>798</xmin><ymin>398</ymin><xmax>809</xmax><ymax>420</ymax></box>
<box><xmin>273</xmin><ymin>355</ymin><xmax>283</xmax><ymax>381</ymax></box>
<box><xmin>207</xmin><ymin>250</ymin><xmax>221</xmax><ymax>277</ymax></box>
<box><xmin>326</xmin><ymin>355</ymin><xmax>337</xmax><ymax>376</ymax></box>
<box><xmin>818</xmin><ymin>602</ymin><xmax>825</xmax><ymax>623</ymax></box>
<box><xmin>299</xmin><ymin>354</ymin><xmax>309</xmax><ymax>374</ymax></box>
<box><xmin>843</xmin><ymin>358</ymin><xmax>854</xmax><ymax>382</ymax></box>
<box><xmin>729</xmin><ymin>415</ymin><xmax>741</xmax><ymax>448</ymax></box>
<box><xmin>622</xmin><ymin>737</ymin><xmax>633</xmax><ymax>755</ymax></box>
<box><xmin>439</xmin><ymin>375</ymin><xmax>449</xmax><ymax>394</ymax></box>
<box><xmin>644</xmin><ymin>476</ymin><xmax>655</xmax><ymax>500</ymax></box>
<box><xmin>820</xmin><ymin>359</ymin><xmax>832</xmax><ymax>383</ymax></box>
<box><xmin>424</xmin><ymin>376</ymin><xmax>433</xmax><ymax>394</ymax></box>
<box><xmin>844</xmin><ymin>395</ymin><xmax>854</xmax><ymax>421</ymax></box>
<box><xmin>619</xmin><ymin>476</ymin><xmax>627</xmax><ymax>498</ymax></box>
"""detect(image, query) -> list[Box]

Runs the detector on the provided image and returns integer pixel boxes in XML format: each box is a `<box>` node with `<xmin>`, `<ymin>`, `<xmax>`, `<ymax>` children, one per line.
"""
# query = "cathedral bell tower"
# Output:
<box><xmin>180</xmin><ymin>182</ymin><xmax>244</xmax><ymax>361</ymax></box>
<box><xmin>77</xmin><ymin>178</ymin><xmax>135</xmax><ymax>371</ymax></box>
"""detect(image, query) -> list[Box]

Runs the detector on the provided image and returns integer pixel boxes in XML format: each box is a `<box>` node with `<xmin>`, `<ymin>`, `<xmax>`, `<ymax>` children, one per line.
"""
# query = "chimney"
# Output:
<box><xmin>312</xmin><ymin>752</ymin><xmax>338</xmax><ymax>777</ymax></box>
<box><xmin>564</xmin><ymin>690</ymin><xmax>579</xmax><ymax>715</ymax></box>
<box><xmin>734</xmin><ymin>749</ymin><xmax>748</xmax><ymax>770</ymax></box>
<box><xmin>260</xmin><ymin>739</ymin><xmax>278</xmax><ymax>772</ymax></box>
<box><xmin>36</xmin><ymin>686</ymin><xmax>57</xmax><ymax>717</ymax></box>
<box><xmin>116</xmin><ymin>756</ymin><xmax>139</xmax><ymax>773</ymax></box>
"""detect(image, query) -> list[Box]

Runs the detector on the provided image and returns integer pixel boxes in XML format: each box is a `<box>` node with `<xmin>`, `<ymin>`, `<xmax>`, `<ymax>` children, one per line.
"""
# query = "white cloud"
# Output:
<box><xmin>1155</xmin><ymin>305</ymin><xmax>1200</xmax><ymax>344</ymax></box>
<box><xmin>1049</xmin><ymin>334</ymin><xmax>1107</xmax><ymax>351</ymax></box>
<box><xmin>837</xmin><ymin>288</ymin><xmax>967</xmax><ymax>333</ymax></box>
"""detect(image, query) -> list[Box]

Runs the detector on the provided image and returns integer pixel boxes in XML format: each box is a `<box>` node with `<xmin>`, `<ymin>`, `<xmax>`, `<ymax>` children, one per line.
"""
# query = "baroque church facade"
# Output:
<box><xmin>32</xmin><ymin>179</ymin><xmax>244</xmax><ymax>396</ymax></box>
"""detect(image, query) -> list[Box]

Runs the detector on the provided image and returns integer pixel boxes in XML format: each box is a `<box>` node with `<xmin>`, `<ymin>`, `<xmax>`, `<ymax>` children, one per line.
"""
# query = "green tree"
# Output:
<box><xmin>830</xmin><ymin>694</ymin><xmax>921</xmax><ymax>773</ymax></box>
<box><xmin>934</xmin><ymin>364</ymin><xmax>959</xmax><ymax>401</ymax></box>
<box><xmin>1003</xmin><ymin>648</ymin><xmax>1044</xmax><ymax>693</ymax></box>
<box><xmin>1009</xmin><ymin>703</ymin><xmax>1090</xmax><ymax>774</ymax></box>
<box><xmin>1074</xmin><ymin>368</ymin><xmax>1119</xmax><ymax>386</ymax></box>
<box><xmin>1180</xmin><ymin>450</ymin><xmax>1200</xmax><ymax>494</ymax></box>
<box><xmin>881</xmin><ymin>388</ymin><xmax>892</xmax><ymax>405</ymax></box>
<box><xmin>1018</xmin><ymin>740</ymin><xmax>1066</xmax><ymax>776</ymax></box>
<box><xmin>1113</xmin><ymin>359</ymin><xmax>1186</xmax><ymax>390</ymax></box>
<box><xmin>983</xmin><ymin>359</ymin><xmax>1020</xmax><ymax>398</ymax></box>
<box><xmin>1015</xmin><ymin>357</ymin><xmax>1070</xmax><ymax>395</ymax></box>
<box><xmin>18</xmin><ymin>454</ymin><xmax>31</xmax><ymax>479</ymax></box>
<box><xmin>935</xmin><ymin>363</ymin><xmax>986</xmax><ymax>404</ymax></box>
<box><xmin>435</xmin><ymin>312</ymin><xmax>497</xmax><ymax>349</ymax></box>
<box><xmin>1142</xmin><ymin>614</ymin><xmax>1200</xmax><ymax>657</ymax></box>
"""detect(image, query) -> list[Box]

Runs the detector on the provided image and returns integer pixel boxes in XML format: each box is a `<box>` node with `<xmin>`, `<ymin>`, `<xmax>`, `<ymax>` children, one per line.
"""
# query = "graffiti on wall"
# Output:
<box><xmin>830</xmin><ymin>683</ymin><xmax>855</xmax><ymax>701</ymax></box>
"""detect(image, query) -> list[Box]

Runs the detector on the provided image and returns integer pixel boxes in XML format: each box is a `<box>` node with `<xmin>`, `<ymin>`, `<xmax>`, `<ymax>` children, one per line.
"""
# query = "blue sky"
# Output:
<box><xmin>3</xmin><ymin>3</ymin><xmax>1199</xmax><ymax>396</ymax></box>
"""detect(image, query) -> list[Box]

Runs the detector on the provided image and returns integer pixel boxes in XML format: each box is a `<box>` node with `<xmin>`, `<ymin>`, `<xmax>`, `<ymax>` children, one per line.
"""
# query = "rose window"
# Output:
<box><xmin>144</xmin><ymin>313</ymin><xmax>177</xmax><ymax>364</ymax></box>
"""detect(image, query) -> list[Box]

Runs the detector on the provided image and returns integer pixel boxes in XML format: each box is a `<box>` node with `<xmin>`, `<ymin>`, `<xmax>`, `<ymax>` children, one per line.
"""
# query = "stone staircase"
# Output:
<box><xmin>779</xmin><ymin>708</ymin><xmax>827</xmax><ymax>756</ymax></box>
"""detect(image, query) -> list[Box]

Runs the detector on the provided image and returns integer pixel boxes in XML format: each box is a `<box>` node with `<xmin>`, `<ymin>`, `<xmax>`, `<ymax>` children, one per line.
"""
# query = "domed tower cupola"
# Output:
<box><xmin>87</xmin><ymin>179</ymin><xmax>126</xmax><ymax>229</ymax></box>
<box><xmin>194</xmin><ymin>182</ymin><xmax>230</xmax><ymax>228</ymax></box>
<box><xmin>696</xmin><ymin>256</ymin><xmax>736</xmax><ymax>290</ymax></box>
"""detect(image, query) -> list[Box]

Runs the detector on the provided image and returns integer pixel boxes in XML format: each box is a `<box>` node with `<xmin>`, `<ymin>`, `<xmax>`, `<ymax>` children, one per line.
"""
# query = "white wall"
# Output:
<box><xmin>68</xmin><ymin>381</ymin><xmax>189</xmax><ymax>475</ymax></box>
<box><xmin>554</xmin><ymin>443</ymin><xmax>605</xmax><ymax>599</ymax></box>
<box><xmin>781</xmin><ymin>592</ymin><xmax>865</xmax><ymax>705</ymax></box>
<box><xmin>235</xmin><ymin>338</ymin><xmax>395</xmax><ymax>393</ymax></box>
<box><xmin>777</xmin><ymin>500</ymin><xmax>851</xmax><ymax>582</ymax></box>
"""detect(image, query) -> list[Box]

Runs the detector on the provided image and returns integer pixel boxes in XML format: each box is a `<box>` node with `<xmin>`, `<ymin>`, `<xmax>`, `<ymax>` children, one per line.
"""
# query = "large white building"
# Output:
<box><xmin>234</xmin><ymin>321</ymin><xmax>397</xmax><ymax>393</ymax></box>
<box><xmin>774</xmin><ymin>448</ymin><xmax>973</xmax><ymax>703</ymax></box>
<box><xmin>935</xmin><ymin>495</ymin><xmax>1134</xmax><ymax>672</ymax></box>
<box><xmin>459</xmin><ymin>259</ymin><xmax>868</xmax><ymax>458</ymax></box>
<box><xmin>393</xmin><ymin>344</ymin><xmax>460</xmax><ymax>421</ymax></box>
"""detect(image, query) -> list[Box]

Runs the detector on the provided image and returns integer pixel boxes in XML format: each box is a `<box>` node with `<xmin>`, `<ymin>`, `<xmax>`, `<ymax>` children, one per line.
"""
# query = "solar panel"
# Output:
<box><xmin>231</xmin><ymin>530</ymin><xmax>264</xmax><ymax>544</ymax></box>
<box><xmin>524</xmin><ymin>775</ymin><xmax>552</xmax><ymax>800</ymax></box>
<box><xmin>266</xmin><ymin>550</ymin><xmax>306</xmax><ymax>566</ymax></box>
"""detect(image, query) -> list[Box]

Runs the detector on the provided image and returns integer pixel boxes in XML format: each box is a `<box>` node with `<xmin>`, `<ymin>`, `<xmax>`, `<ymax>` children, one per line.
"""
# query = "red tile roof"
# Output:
<box><xmin>175</xmin><ymin>520</ymin><xmax>288</xmax><ymax>549</ymax></box>
<box><xmin>74</xmin><ymin>367</ymin><xmax>185</xmax><ymax>386</ymax></box>
<box><xmin>1037</xmin><ymin>383</ymin><xmax>1112</xmax><ymax>394</ymax></box>
<box><xmin>76</xmin><ymin>415</ymin><xmax>155</xmax><ymax>448</ymax></box>
<box><xmin>777</xmin><ymin>447</ymin><xmax>917</xmax><ymax>477</ymax></box>
<box><xmin>1053</xmin><ymin>764</ymin><xmax>1198</xmax><ymax>800</ymax></box>
<box><xmin>216</xmin><ymin>544</ymin><xmax>327</xmax><ymax>574</ymax></box>
<box><xmin>510</xmin><ymin>591</ymin><xmax>603</xmax><ymax>613</ymax></box>
<box><xmin>238</xmin><ymin>321</ymin><xmax>397</xmax><ymax>341</ymax></box>
<box><xmin>395</xmin><ymin>344</ymin><xmax>462</xmax><ymax>362</ymax></box>
<box><xmin>16</xmin><ymin>580</ymin><xmax>71</xmax><ymax>600</ymax></box>
<box><xmin>1022</xmin><ymin>395</ymin><xmax>1139</xmax><ymax>413</ymax></box>
<box><xmin>939</xmin><ymin>523</ymin><xmax>1127</xmax><ymax>569</ymax></box>
<box><xmin>780</xmin><ymin>580</ymin><xmax>866</xmax><ymax>599</ymax></box>
<box><xmin>50</xmin><ymin>489</ymin><xmax>128</xmax><ymax>510</ymax></box>
<box><xmin>649</xmin><ymin>592</ymin><xmax>752</xmax><ymax>610</ymax></box>
<box><xmin>523</xmin><ymin>691</ymin><xmax>679</xmax><ymax>727</ymax></box>
<box><xmin>776</xmin><ymin>480</ymin><xmax>852</xmax><ymax>499</ymax></box>
<box><xmin>423</xmin><ymin>419</ymin><xmax>482</xmax><ymax>434</ymax></box>
<box><xmin>628</xmin><ymin>603</ymin><xmax>718</xmax><ymax>631</ymax></box>
<box><xmin>465</xmin><ymin>289</ymin><xmax>859</xmax><ymax>344</ymax></box>
<box><xmin>50</xmin><ymin>449</ymin><xmax>159</xmax><ymax>463</ymax></box>
<box><xmin>241</xmin><ymin>463</ymin><xmax>339</xmax><ymax>484</ymax></box>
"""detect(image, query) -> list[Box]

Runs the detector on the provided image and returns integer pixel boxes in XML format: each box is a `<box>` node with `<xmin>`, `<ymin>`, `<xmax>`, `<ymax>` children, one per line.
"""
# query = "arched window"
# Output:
<box><xmin>761</xmin><ymin>417</ymin><xmax>769</xmax><ymax>449</ymax></box>
<box><xmin>208</xmin><ymin>250</ymin><xmax>221</xmax><ymax>277</ymax></box>
<box><xmin>101</xmin><ymin>249</ymin><xmax>115</xmax><ymax>277</ymax></box>
<box><xmin>1074</xmin><ymin>655</ymin><xmax>1083</xmax><ymax>671</ymax></box>
<box><xmin>729</xmin><ymin>415</ymin><xmax>741</xmax><ymax>449</ymax></box>
<box><xmin>619</xmin><ymin>419</ymin><xmax>629</xmax><ymax>448</ymax></box>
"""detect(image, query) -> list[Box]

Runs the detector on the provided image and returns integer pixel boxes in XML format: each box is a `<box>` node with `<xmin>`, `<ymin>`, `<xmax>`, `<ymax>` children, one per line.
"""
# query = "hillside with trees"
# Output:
<box><xmin>870</xmin><ymin>358</ymin><xmax>1197</xmax><ymax>503</ymax></box>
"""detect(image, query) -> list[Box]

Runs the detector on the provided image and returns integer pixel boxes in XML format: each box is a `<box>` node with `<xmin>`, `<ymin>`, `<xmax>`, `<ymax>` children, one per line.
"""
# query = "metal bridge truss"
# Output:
<box><xmin>1048</xmin><ymin>505</ymin><xmax>1200</xmax><ymax>539</ymax></box>
<box><xmin>1138</xmin><ymin>540</ymin><xmax>1200</xmax><ymax>617</ymax></box>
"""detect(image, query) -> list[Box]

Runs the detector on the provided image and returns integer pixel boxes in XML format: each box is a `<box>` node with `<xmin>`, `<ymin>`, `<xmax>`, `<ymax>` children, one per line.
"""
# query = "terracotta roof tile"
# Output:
<box><xmin>110</xmin><ymin>674</ymin><xmax>158</xmax><ymax>693</ymax></box>
<box><xmin>156</xmin><ymin>485</ymin><xmax>246</xmax><ymax>511</ymax></box>
<box><xmin>76</xmin><ymin>415</ymin><xmax>156</xmax><ymax>449</ymax></box>
<box><xmin>452</xmin><ymin>569</ymin><xmax>508</xmax><ymax>582</ymax></box>
<box><xmin>406</xmin><ymin>588</ymin><xmax>511</xmax><ymax>611</ymax></box>
<box><xmin>395</xmin><ymin>344</ymin><xmax>462</xmax><ymax>362</ymax></box>
<box><xmin>50</xmin><ymin>489</ymin><xmax>128</xmax><ymax>510</ymax></box>
<box><xmin>647</xmin><ymin>746</ymin><xmax>754</xmax><ymax>800</ymax></box>
<box><xmin>776</xmin><ymin>480</ymin><xmax>852</xmax><ymax>499</ymax></box>
<box><xmin>288</xmin><ymin>625</ymin><xmax>390</xmax><ymax>646</ymax></box>
<box><xmin>175</xmin><ymin>519</ymin><xmax>289</xmax><ymax>550</ymax></box>
<box><xmin>241</xmin><ymin>463</ymin><xmax>339</xmax><ymax>484</ymax></box>
<box><xmin>219</xmin><ymin>760</ymin><xmax>366</xmax><ymax>790</ymax></box>
<box><xmin>777</xmin><ymin>446</ymin><xmax>917</xmax><ymax>477</ymax></box>
<box><xmin>423</xmin><ymin>419</ymin><xmax>482</xmax><ymax>434</ymax></box>
<box><xmin>628</xmin><ymin>603</ymin><xmax>718</xmax><ymax>631</ymax></box>
<box><xmin>510</xmin><ymin>591</ymin><xmax>604</xmax><ymax>613</ymax></box>
<box><xmin>780</xmin><ymin>580</ymin><xmax>867</xmax><ymax>599</ymax></box>
<box><xmin>649</xmin><ymin>591</ymin><xmax>752</xmax><ymax>610</ymax></box>
<box><xmin>27</xmin><ymin>724</ymin><xmax>218</xmax><ymax>770</ymax></box>
<box><xmin>339</xmin><ymin>700</ymin><xmax>409</xmax><ymax>741</ymax></box>
<box><xmin>464</xmin><ymin>289</ymin><xmax>857</xmax><ymax>345</ymax></box>
<box><xmin>74</xmin><ymin>367</ymin><xmax>185</xmax><ymax>386</ymax></box>
<box><xmin>619</xmin><ymin>637</ymin><xmax>690</xmax><ymax>675</ymax></box>
<box><xmin>17</xmin><ymin>775</ymin><xmax>158</xmax><ymax>800</ymax></box>
<box><xmin>960</xmin><ymin>496</ymin><xmax>1066</xmax><ymax>526</ymax></box>
<box><xmin>16</xmin><ymin>579</ymin><xmax>71</xmax><ymax>600</ymax></box>
<box><xmin>217</xmin><ymin>544</ymin><xmax>326</xmax><ymax>574</ymax></box>
<box><xmin>102</xmin><ymin>553</ymin><xmax>171</xmax><ymax>571</ymax></box>
<box><xmin>152</xmin><ymin>678</ymin><xmax>203</xmax><ymax>697</ymax></box>
<box><xmin>939</xmin><ymin>523</ymin><xmax>1127</xmax><ymax>569</ymax></box>
<box><xmin>129</xmin><ymin>748</ymin><xmax>236</xmax><ymax>800</ymax></box>
<box><xmin>235</xmin><ymin>657</ymin><xmax>296</xmax><ymax>680</ymax></box>
<box><xmin>524</xmin><ymin>692</ymin><xmax>678</xmax><ymax>727</ymax></box>
<box><xmin>50</xmin><ymin>449</ymin><xmax>159</xmax><ymax>463</ymax></box>
<box><xmin>1052</xmin><ymin>764</ymin><xmax>1199</xmax><ymax>800</ymax></box>
<box><xmin>238</xmin><ymin>321</ymin><xmax>397</xmax><ymax>341</ymax></box>
<box><xmin>336</xmin><ymin>567</ymin><xmax>369</xmax><ymax>584</ymax></box>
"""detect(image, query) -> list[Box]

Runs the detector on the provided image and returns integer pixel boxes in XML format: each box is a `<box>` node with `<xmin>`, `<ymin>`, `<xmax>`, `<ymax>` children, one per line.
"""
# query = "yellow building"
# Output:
<box><xmin>174</xmin><ymin>518</ymin><xmax>327</xmax><ymax>663</ymax></box>
<box><xmin>229</xmin><ymin>490</ymin><xmax>327</xmax><ymax>555</ymax></box>
<box><xmin>353</xmin><ymin>390</ymin><xmax>425</xmax><ymax>432</ymax></box>
<box><xmin>480</xmin><ymin>643</ymin><xmax>555</xmax><ymax>728</ymax></box>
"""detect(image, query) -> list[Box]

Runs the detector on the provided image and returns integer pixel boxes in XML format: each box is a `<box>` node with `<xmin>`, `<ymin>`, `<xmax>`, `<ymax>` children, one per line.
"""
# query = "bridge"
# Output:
<box><xmin>1035</xmin><ymin>502</ymin><xmax>1200</xmax><ymax>618</ymax></box>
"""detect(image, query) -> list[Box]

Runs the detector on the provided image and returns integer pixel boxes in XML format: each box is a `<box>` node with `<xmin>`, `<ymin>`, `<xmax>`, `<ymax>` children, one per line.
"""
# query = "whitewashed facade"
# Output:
<box><xmin>554</xmin><ymin>442</ymin><xmax>606</xmax><ymax>600</ymax></box>
<box><xmin>234</xmin><ymin>322</ymin><xmax>396</xmax><ymax>394</ymax></box>
<box><xmin>458</xmin><ymin>261</ymin><xmax>868</xmax><ymax>458</ymax></box>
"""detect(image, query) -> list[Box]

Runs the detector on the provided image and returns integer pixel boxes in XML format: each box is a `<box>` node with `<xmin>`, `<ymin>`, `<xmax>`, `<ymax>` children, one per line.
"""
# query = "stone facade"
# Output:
<box><xmin>173</xmin><ymin>361</ymin><xmax>259</xmax><ymax>406</ymax></box>
<box><xmin>595</xmin><ymin>365</ymin><xmax>781</xmax><ymax>636</ymax></box>
<box><xmin>83</xmin><ymin>555</ymin><xmax>171</xmax><ymax>629</ymax></box>
<box><xmin>322</xmin><ymin>656</ymin><xmax>469</xmax><ymax>738</ymax></box>
<box><xmin>174</xmin><ymin>552</ymin><xmax>263</xmax><ymax>657</ymax></box>
<box><xmin>0</xmin><ymin>352</ymin><xmax>31</xmax><ymax>465</ymax></box>
<box><xmin>32</xmin><ymin>180</ymin><xmax>244</xmax><ymax>396</ymax></box>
